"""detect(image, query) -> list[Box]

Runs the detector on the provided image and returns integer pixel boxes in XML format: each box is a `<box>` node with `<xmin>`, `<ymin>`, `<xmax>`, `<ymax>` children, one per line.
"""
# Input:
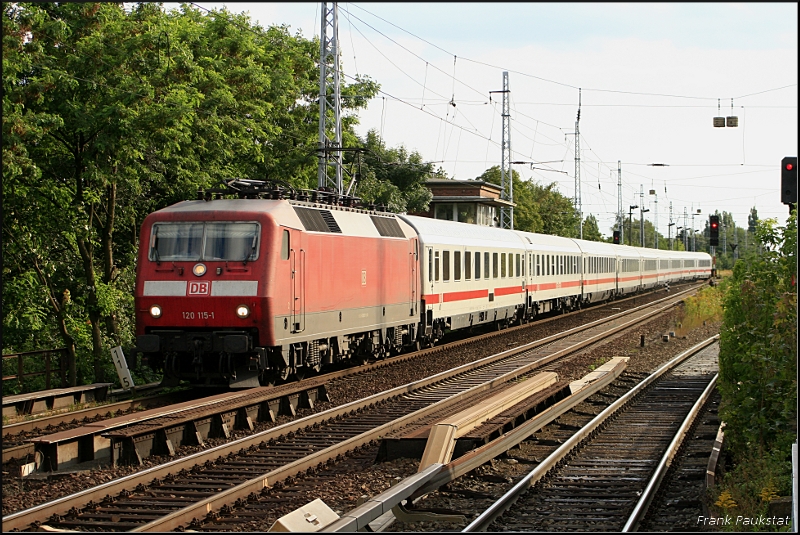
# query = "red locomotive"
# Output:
<box><xmin>134</xmin><ymin>180</ymin><xmax>711</xmax><ymax>387</ymax></box>
<box><xmin>135</xmin><ymin>181</ymin><xmax>420</xmax><ymax>387</ymax></box>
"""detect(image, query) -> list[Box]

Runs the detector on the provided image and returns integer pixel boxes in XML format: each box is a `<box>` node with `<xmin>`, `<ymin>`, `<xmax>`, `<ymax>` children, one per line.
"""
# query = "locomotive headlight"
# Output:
<box><xmin>193</xmin><ymin>263</ymin><xmax>207</xmax><ymax>277</ymax></box>
<box><xmin>149</xmin><ymin>305</ymin><xmax>162</xmax><ymax>318</ymax></box>
<box><xmin>236</xmin><ymin>305</ymin><xmax>250</xmax><ymax>319</ymax></box>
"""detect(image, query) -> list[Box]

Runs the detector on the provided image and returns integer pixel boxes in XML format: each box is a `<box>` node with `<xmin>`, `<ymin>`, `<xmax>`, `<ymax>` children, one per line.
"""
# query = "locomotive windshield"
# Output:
<box><xmin>150</xmin><ymin>222</ymin><xmax>260</xmax><ymax>262</ymax></box>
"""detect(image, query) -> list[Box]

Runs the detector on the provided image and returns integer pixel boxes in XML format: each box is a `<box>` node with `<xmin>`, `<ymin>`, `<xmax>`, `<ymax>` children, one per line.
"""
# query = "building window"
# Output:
<box><xmin>478</xmin><ymin>205</ymin><xmax>497</xmax><ymax>226</ymax></box>
<box><xmin>457</xmin><ymin>204</ymin><xmax>477</xmax><ymax>224</ymax></box>
<box><xmin>435</xmin><ymin>203</ymin><xmax>455</xmax><ymax>221</ymax></box>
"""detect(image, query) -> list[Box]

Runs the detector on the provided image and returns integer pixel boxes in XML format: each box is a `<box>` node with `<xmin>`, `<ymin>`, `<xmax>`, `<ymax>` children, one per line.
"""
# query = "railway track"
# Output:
<box><xmin>2</xmin><ymin>389</ymin><xmax>198</xmax><ymax>462</ymax></box>
<box><xmin>3</xmin><ymin>282</ymin><xmax>699</xmax><ymax>474</ymax></box>
<box><xmin>3</xmin><ymin>283</ymin><xmax>702</xmax><ymax>532</ymax></box>
<box><xmin>635</xmin><ymin>390</ymin><xmax>721</xmax><ymax>532</ymax></box>
<box><xmin>464</xmin><ymin>338</ymin><xmax>719</xmax><ymax>532</ymax></box>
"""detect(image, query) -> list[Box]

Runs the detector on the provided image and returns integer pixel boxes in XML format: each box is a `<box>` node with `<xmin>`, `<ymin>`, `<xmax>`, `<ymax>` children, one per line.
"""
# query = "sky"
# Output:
<box><xmin>174</xmin><ymin>2</ymin><xmax>797</xmax><ymax>240</ymax></box>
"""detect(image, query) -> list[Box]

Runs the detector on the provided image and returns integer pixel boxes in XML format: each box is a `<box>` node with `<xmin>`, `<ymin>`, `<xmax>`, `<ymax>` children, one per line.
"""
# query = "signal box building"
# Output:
<box><xmin>411</xmin><ymin>178</ymin><xmax>515</xmax><ymax>227</ymax></box>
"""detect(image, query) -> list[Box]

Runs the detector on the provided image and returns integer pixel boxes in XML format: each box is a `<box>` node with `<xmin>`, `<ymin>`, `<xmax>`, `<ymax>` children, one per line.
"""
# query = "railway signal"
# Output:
<box><xmin>613</xmin><ymin>230</ymin><xmax>620</xmax><ymax>244</ymax></box>
<box><xmin>781</xmin><ymin>156</ymin><xmax>797</xmax><ymax>206</ymax></box>
<box><xmin>709</xmin><ymin>215</ymin><xmax>719</xmax><ymax>247</ymax></box>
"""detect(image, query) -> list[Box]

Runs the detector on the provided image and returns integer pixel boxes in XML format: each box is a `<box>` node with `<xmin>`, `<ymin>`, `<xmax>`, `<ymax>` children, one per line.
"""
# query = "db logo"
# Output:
<box><xmin>188</xmin><ymin>282</ymin><xmax>210</xmax><ymax>295</ymax></box>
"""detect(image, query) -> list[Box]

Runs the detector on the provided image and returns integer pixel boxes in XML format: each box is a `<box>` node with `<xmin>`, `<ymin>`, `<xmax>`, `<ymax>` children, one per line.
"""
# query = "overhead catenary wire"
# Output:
<box><xmin>189</xmin><ymin>1</ymin><xmax>786</xmax><ymax>234</ymax></box>
<box><xmin>347</xmin><ymin>3</ymin><xmax>796</xmax><ymax>103</ymax></box>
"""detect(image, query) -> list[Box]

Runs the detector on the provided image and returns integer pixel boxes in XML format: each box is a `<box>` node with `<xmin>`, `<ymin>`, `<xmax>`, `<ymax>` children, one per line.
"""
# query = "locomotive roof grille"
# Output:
<box><xmin>294</xmin><ymin>207</ymin><xmax>342</xmax><ymax>233</ymax></box>
<box><xmin>370</xmin><ymin>216</ymin><xmax>405</xmax><ymax>238</ymax></box>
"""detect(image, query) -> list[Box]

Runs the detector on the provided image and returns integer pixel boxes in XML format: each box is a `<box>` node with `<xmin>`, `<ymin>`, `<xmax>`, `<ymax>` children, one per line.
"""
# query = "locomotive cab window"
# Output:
<box><xmin>150</xmin><ymin>222</ymin><xmax>260</xmax><ymax>262</ymax></box>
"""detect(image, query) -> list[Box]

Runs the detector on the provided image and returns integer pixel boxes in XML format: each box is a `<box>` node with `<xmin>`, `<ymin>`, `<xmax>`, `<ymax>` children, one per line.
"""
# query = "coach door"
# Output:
<box><xmin>409</xmin><ymin>239</ymin><xmax>418</xmax><ymax>317</ymax></box>
<box><xmin>290</xmin><ymin>230</ymin><xmax>305</xmax><ymax>333</ymax></box>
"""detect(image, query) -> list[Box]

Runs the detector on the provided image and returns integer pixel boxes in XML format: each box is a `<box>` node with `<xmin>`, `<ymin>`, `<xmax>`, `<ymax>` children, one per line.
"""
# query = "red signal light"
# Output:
<box><xmin>787</xmin><ymin>163</ymin><xmax>794</xmax><ymax>171</ymax></box>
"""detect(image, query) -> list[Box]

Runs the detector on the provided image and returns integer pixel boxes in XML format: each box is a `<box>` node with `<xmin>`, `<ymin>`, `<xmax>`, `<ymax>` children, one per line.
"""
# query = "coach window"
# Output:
<box><xmin>493</xmin><ymin>252</ymin><xmax>498</xmax><ymax>278</ymax></box>
<box><xmin>435</xmin><ymin>251</ymin><xmax>440</xmax><ymax>281</ymax></box>
<box><xmin>501</xmin><ymin>253</ymin><xmax>507</xmax><ymax>278</ymax></box>
<box><xmin>281</xmin><ymin>230</ymin><xmax>290</xmax><ymax>260</ymax></box>
<box><xmin>454</xmin><ymin>251</ymin><xmax>461</xmax><ymax>281</ymax></box>
<box><xmin>443</xmin><ymin>251</ymin><xmax>450</xmax><ymax>281</ymax></box>
<box><xmin>428</xmin><ymin>249</ymin><xmax>433</xmax><ymax>282</ymax></box>
<box><xmin>515</xmin><ymin>254</ymin><xmax>520</xmax><ymax>277</ymax></box>
<box><xmin>475</xmin><ymin>251</ymin><xmax>481</xmax><ymax>279</ymax></box>
<box><xmin>484</xmin><ymin>252</ymin><xmax>490</xmax><ymax>279</ymax></box>
<box><xmin>465</xmin><ymin>251</ymin><xmax>472</xmax><ymax>280</ymax></box>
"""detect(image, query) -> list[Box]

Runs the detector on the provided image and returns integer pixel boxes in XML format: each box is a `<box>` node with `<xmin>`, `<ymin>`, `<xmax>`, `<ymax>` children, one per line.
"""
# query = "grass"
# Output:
<box><xmin>674</xmin><ymin>283</ymin><xmax>724</xmax><ymax>337</ymax></box>
<box><xmin>587</xmin><ymin>356</ymin><xmax>610</xmax><ymax>371</ymax></box>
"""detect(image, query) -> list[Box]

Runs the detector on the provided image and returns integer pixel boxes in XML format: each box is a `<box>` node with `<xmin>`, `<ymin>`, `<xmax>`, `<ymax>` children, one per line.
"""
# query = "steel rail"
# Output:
<box><xmin>3</xmin><ymin>284</ymin><xmax>696</xmax><ymax>469</ymax></box>
<box><xmin>3</xmin><ymin>287</ymin><xmax>695</xmax><ymax>532</ymax></box>
<box><xmin>622</xmin><ymin>373</ymin><xmax>719</xmax><ymax>532</ymax></box>
<box><xmin>129</xmin><ymin>292</ymin><xmax>692</xmax><ymax>532</ymax></box>
<box><xmin>462</xmin><ymin>335</ymin><xmax>720</xmax><ymax>532</ymax></box>
<box><xmin>2</xmin><ymin>391</ymin><xmax>186</xmax><ymax>439</ymax></box>
<box><xmin>322</xmin><ymin>359</ymin><xmax>627</xmax><ymax>532</ymax></box>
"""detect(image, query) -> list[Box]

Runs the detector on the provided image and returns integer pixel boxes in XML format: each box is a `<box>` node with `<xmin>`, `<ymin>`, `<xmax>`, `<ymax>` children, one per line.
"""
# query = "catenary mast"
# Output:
<box><xmin>318</xmin><ymin>2</ymin><xmax>343</xmax><ymax>194</ymax></box>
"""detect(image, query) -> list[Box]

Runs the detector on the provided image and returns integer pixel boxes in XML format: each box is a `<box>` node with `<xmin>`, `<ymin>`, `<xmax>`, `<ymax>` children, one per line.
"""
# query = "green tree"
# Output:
<box><xmin>3</xmin><ymin>3</ymin><xmax>378</xmax><ymax>385</ymax></box>
<box><xmin>352</xmin><ymin>130</ymin><xmax>437</xmax><ymax>213</ymax></box>
<box><xmin>581</xmin><ymin>214</ymin><xmax>603</xmax><ymax>241</ymax></box>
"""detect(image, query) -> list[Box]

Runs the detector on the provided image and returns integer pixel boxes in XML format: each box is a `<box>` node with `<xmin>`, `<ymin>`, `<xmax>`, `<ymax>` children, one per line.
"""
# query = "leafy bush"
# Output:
<box><xmin>712</xmin><ymin>211</ymin><xmax>797</xmax><ymax>530</ymax></box>
<box><xmin>718</xmin><ymin>213</ymin><xmax>796</xmax><ymax>457</ymax></box>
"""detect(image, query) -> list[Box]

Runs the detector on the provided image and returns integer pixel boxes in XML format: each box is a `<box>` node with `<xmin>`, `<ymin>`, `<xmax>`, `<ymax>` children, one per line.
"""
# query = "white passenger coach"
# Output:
<box><xmin>399</xmin><ymin>214</ymin><xmax>711</xmax><ymax>344</ymax></box>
